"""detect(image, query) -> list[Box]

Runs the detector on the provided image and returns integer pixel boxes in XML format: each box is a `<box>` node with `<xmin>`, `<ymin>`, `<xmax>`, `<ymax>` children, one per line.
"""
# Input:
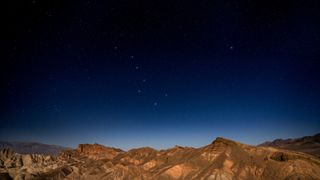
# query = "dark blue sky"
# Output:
<box><xmin>2</xmin><ymin>0</ymin><xmax>320</xmax><ymax>149</ymax></box>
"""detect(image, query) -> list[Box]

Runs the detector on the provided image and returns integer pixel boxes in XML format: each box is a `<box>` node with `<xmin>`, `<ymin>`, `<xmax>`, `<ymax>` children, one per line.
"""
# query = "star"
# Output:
<box><xmin>164</xmin><ymin>93</ymin><xmax>168</xmax><ymax>97</ymax></box>
<box><xmin>153</xmin><ymin>102</ymin><xmax>158</xmax><ymax>106</ymax></box>
<box><xmin>130</xmin><ymin>55</ymin><xmax>134</xmax><ymax>59</ymax></box>
<box><xmin>135</xmin><ymin>66</ymin><xmax>139</xmax><ymax>70</ymax></box>
<box><xmin>229</xmin><ymin>46</ymin><xmax>234</xmax><ymax>50</ymax></box>
<box><xmin>142</xmin><ymin>79</ymin><xmax>146</xmax><ymax>83</ymax></box>
<box><xmin>137</xmin><ymin>89</ymin><xmax>142</xmax><ymax>94</ymax></box>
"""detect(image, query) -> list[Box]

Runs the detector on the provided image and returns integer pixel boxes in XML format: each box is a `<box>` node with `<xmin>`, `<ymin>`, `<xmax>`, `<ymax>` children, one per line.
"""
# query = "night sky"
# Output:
<box><xmin>2</xmin><ymin>0</ymin><xmax>320</xmax><ymax>149</ymax></box>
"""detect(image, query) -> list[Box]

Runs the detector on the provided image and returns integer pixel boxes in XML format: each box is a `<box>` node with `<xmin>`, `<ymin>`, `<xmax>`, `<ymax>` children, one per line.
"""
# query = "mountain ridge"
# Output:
<box><xmin>259</xmin><ymin>133</ymin><xmax>320</xmax><ymax>157</ymax></box>
<box><xmin>1</xmin><ymin>135</ymin><xmax>320</xmax><ymax>179</ymax></box>
<box><xmin>0</xmin><ymin>141</ymin><xmax>68</xmax><ymax>156</ymax></box>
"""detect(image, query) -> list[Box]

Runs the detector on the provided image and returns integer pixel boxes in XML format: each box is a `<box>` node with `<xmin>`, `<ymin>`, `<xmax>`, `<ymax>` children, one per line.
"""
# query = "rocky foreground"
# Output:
<box><xmin>1</xmin><ymin>137</ymin><xmax>320</xmax><ymax>180</ymax></box>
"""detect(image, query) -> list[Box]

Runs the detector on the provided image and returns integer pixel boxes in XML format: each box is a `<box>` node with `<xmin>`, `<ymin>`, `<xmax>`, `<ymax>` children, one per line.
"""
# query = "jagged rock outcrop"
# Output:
<box><xmin>0</xmin><ymin>148</ymin><xmax>58</xmax><ymax>179</ymax></box>
<box><xmin>76</xmin><ymin>143</ymin><xmax>124</xmax><ymax>160</ymax></box>
<box><xmin>1</xmin><ymin>136</ymin><xmax>320</xmax><ymax>179</ymax></box>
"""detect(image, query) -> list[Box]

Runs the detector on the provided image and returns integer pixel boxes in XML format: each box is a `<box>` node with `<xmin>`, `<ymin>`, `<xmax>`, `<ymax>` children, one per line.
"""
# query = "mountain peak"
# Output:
<box><xmin>211</xmin><ymin>137</ymin><xmax>240</xmax><ymax>146</ymax></box>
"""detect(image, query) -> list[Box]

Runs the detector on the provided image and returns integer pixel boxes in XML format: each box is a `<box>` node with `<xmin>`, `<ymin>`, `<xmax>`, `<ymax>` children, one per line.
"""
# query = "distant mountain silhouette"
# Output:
<box><xmin>259</xmin><ymin>133</ymin><xmax>320</xmax><ymax>157</ymax></box>
<box><xmin>1</xmin><ymin>136</ymin><xmax>320</xmax><ymax>179</ymax></box>
<box><xmin>0</xmin><ymin>141</ymin><xmax>68</xmax><ymax>155</ymax></box>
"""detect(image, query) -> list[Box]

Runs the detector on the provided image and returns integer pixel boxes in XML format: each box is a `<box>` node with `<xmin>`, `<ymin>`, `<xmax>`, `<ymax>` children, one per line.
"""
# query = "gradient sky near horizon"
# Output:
<box><xmin>2</xmin><ymin>0</ymin><xmax>320</xmax><ymax>150</ymax></box>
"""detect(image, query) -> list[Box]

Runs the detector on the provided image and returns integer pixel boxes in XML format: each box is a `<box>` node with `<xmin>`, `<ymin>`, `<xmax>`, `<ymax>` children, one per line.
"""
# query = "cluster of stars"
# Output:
<box><xmin>118</xmin><ymin>50</ymin><xmax>168</xmax><ymax>108</ymax></box>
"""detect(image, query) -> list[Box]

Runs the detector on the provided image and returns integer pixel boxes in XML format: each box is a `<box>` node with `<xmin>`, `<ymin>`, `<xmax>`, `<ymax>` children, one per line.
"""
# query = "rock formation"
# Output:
<box><xmin>1</xmin><ymin>137</ymin><xmax>320</xmax><ymax>179</ymax></box>
<box><xmin>76</xmin><ymin>143</ymin><xmax>123</xmax><ymax>160</ymax></box>
<box><xmin>0</xmin><ymin>148</ymin><xmax>58</xmax><ymax>179</ymax></box>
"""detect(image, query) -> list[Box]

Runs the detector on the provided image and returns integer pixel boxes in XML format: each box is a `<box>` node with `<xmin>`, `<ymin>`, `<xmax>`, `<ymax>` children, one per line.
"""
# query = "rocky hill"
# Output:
<box><xmin>1</xmin><ymin>137</ymin><xmax>320</xmax><ymax>179</ymax></box>
<box><xmin>259</xmin><ymin>133</ymin><xmax>320</xmax><ymax>157</ymax></box>
<box><xmin>0</xmin><ymin>141</ymin><xmax>68</xmax><ymax>155</ymax></box>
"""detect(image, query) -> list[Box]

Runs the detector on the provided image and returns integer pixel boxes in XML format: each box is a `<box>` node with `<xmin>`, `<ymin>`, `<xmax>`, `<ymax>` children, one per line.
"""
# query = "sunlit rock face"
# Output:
<box><xmin>1</xmin><ymin>137</ymin><xmax>320</xmax><ymax>180</ymax></box>
<box><xmin>76</xmin><ymin>143</ymin><xmax>124</xmax><ymax>160</ymax></box>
